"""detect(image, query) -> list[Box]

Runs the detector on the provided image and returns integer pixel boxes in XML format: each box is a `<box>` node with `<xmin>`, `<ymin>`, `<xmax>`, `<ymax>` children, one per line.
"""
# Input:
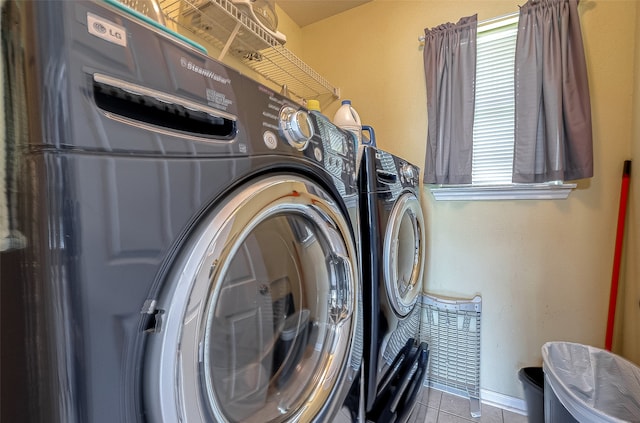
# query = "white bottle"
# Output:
<box><xmin>333</xmin><ymin>100</ymin><xmax>362</xmax><ymax>146</ymax></box>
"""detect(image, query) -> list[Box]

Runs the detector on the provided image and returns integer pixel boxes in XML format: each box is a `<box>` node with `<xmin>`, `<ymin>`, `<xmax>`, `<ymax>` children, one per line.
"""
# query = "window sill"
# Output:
<box><xmin>428</xmin><ymin>183</ymin><xmax>577</xmax><ymax>201</ymax></box>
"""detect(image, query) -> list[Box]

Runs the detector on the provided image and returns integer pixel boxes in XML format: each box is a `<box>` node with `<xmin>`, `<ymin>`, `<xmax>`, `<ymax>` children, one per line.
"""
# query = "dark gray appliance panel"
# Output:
<box><xmin>29</xmin><ymin>1</ymin><xmax>244</xmax><ymax>155</ymax></box>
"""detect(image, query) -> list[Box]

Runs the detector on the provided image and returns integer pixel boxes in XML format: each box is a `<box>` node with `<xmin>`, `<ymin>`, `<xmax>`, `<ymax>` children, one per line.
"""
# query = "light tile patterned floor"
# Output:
<box><xmin>410</xmin><ymin>388</ymin><xmax>529</xmax><ymax>423</ymax></box>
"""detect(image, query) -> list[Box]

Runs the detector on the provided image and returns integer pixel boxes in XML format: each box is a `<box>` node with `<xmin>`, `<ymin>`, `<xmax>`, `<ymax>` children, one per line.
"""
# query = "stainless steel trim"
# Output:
<box><xmin>144</xmin><ymin>174</ymin><xmax>359</xmax><ymax>423</ymax></box>
<box><xmin>383</xmin><ymin>192</ymin><xmax>425</xmax><ymax>317</ymax></box>
<box><xmin>279</xmin><ymin>106</ymin><xmax>312</xmax><ymax>151</ymax></box>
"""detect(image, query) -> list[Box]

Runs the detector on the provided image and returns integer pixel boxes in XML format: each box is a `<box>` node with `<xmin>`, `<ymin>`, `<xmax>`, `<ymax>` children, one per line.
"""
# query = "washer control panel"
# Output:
<box><xmin>309</xmin><ymin>112</ymin><xmax>357</xmax><ymax>193</ymax></box>
<box><xmin>249</xmin><ymin>84</ymin><xmax>356</xmax><ymax>194</ymax></box>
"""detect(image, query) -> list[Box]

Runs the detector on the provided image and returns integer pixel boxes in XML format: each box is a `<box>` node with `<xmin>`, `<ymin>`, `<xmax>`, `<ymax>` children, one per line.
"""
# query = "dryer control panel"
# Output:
<box><xmin>375</xmin><ymin>150</ymin><xmax>421</xmax><ymax>193</ymax></box>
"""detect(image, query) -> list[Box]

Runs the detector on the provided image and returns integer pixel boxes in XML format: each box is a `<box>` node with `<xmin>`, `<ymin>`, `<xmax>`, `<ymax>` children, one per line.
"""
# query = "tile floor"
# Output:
<box><xmin>410</xmin><ymin>388</ymin><xmax>529</xmax><ymax>423</ymax></box>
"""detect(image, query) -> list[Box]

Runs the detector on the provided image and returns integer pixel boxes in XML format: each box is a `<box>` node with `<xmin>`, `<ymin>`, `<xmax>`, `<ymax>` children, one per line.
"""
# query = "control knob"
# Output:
<box><xmin>279</xmin><ymin>106</ymin><xmax>313</xmax><ymax>150</ymax></box>
<box><xmin>401</xmin><ymin>164</ymin><xmax>417</xmax><ymax>183</ymax></box>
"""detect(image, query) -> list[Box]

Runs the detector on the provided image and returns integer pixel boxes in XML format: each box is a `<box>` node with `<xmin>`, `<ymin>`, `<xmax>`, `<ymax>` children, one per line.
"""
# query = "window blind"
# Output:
<box><xmin>472</xmin><ymin>19</ymin><xmax>518</xmax><ymax>185</ymax></box>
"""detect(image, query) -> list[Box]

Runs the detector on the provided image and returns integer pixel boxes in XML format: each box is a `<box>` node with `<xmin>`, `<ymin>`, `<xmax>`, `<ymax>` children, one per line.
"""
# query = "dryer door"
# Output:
<box><xmin>144</xmin><ymin>175</ymin><xmax>359</xmax><ymax>423</ymax></box>
<box><xmin>383</xmin><ymin>192</ymin><xmax>426</xmax><ymax>317</ymax></box>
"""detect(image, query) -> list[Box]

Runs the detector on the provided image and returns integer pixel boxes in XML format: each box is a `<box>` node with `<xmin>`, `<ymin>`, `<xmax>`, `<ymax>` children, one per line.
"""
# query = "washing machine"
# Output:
<box><xmin>358</xmin><ymin>145</ymin><xmax>429</xmax><ymax>422</ymax></box>
<box><xmin>0</xmin><ymin>1</ymin><xmax>363</xmax><ymax>422</ymax></box>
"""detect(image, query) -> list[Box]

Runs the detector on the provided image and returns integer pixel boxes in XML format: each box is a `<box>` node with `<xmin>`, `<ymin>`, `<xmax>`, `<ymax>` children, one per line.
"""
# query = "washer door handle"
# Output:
<box><xmin>327</xmin><ymin>253</ymin><xmax>354</xmax><ymax>324</ymax></box>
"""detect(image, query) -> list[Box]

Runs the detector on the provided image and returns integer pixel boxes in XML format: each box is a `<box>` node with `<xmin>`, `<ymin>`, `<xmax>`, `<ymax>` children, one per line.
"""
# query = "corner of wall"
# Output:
<box><xmin>621</xmin><ymin>0</ymin><xmax>640</xmax><ymax>364</ymax></box>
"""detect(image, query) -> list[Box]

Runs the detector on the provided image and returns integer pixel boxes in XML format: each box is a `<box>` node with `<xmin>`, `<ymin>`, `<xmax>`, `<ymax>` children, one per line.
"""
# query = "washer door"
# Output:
<box><xmin>383</xmin><ymin>192</ymin><xmax>425</xmax><ymax>317</ymax></box>
<box><xmin>144</xmin><ymin>175</ymin><xmax>359</xmax><ymax>423</ymax></box>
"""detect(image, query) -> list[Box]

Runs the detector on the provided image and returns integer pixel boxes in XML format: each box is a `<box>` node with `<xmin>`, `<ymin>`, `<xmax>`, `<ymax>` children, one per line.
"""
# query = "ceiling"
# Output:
<box><xmin>276</xmin><ymin>0</ymin><xmax>371</xmax><ymax>27</ymax></box>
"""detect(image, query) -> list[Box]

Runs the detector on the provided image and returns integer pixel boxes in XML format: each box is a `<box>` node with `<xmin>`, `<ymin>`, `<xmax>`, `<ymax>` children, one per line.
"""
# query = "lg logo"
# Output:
<box><xmin>93</xmin><ymin>21</ymin><xmax>122</xmax><ymax>40</ymax></box>
<box><xmin>92</xmin><ymin>22</ymin><xmax>107</xmax><ymax>34</ymax></box>
<box><xmin>87</xmin><ymin>13</ymin><xmax>126</xmax><ymax>47</ymax></box>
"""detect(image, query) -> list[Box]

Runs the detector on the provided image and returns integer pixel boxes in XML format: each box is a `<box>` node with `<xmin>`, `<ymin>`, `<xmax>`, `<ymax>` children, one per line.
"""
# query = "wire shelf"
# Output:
<box><xmin>158</xmin><ymin>0</ymin><xmax>340</xmax><ymax>104</ymax></box>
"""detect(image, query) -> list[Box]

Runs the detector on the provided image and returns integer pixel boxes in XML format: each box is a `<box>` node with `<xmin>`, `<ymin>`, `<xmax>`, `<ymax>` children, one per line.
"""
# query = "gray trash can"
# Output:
<box><xmin>518</xmin><ymin>367</ymin><xmax>544</xmax><ymax>423</ymax></box>
<box><xmin>542</xmin><ymin>342</ymin><xmax>640</xmax><ymax>422</ymax></box>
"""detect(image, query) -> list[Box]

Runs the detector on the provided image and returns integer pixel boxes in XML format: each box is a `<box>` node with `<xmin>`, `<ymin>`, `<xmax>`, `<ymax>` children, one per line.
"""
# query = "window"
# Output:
<box><xmin>430</xmin><ymin>14</ymin><xmax>575</xmax><ymax>200</ymax></box>
<box><xmin>472</xmin><ymin>16</ymin><xmax>518</xmax><ymax>185</ymax></box>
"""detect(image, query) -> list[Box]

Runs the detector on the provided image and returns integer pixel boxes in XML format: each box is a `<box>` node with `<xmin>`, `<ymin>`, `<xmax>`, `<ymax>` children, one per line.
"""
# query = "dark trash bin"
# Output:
<box><xmin>518</xmin><ymin>367</ymin><xmax>544</xmax><ymax>423</ymax></box>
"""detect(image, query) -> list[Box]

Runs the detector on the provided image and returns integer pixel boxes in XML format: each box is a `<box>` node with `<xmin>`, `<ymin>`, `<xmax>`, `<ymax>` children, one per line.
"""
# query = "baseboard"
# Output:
<box><xmin>480</xmin><ymin>388</ymin><xmax>527</xmax><ymax>416</ymax></box>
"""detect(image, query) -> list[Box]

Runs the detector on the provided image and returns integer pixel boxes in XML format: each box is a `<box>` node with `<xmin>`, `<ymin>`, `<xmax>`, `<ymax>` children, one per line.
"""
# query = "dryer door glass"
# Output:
<box><xmin>383</xmin><ymin>192</ymin><xmax>426</xmax><ymax>317</ymax></box>
<box><xmin>146</xmin><ymin>175</ymin><xmax>359</xmax><ymax>423</ymax></box>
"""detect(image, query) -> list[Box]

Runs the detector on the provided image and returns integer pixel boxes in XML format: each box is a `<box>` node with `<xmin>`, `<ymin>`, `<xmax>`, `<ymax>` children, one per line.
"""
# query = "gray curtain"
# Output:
<box><xmin>423</xmin><ymin>15</ymin><xmax>477</xmax><ymax>184</ymax></box>
<box><xmin>513</xmin><ymin>0</ymin><xmax>593</xmax><ymax>183</ymax></box>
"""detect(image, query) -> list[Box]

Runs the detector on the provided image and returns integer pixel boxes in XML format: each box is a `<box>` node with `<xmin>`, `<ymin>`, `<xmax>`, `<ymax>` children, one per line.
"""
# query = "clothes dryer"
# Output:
<box><xmin>0</xmin><ymin>1</ymin><xmax>363</xmax><ymax>422</ymax></box>
<box><xmin>358</xmin><ymin>145</ymin><xmax>429</xmax><ymax>422</ymax></box>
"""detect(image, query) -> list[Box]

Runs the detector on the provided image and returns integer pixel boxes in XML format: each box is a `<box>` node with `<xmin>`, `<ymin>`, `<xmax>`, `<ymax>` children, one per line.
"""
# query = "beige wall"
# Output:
<box><xmin>298</xmin><ymin>0</ymin><xmax>639</xmax><ymax>400</ymax></box>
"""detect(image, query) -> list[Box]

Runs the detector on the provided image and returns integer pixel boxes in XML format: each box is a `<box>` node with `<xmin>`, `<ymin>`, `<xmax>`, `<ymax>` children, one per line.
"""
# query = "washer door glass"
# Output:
<box><xmin>383</xmin><ymin>192</ymin><xmax>425</xmax><ymax>317</ymax></box>
<box><xmin>145</xmin><ymin>175</ymin><xmax>358</xmax><ymax>423</ymax></box>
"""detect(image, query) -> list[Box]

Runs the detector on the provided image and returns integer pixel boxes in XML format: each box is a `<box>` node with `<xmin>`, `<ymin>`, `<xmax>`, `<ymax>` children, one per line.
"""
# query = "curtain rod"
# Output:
<box><xmin>418</xmin><ymin>11</ymin><xmax>519</xmax><ymax>42</ymax></box>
